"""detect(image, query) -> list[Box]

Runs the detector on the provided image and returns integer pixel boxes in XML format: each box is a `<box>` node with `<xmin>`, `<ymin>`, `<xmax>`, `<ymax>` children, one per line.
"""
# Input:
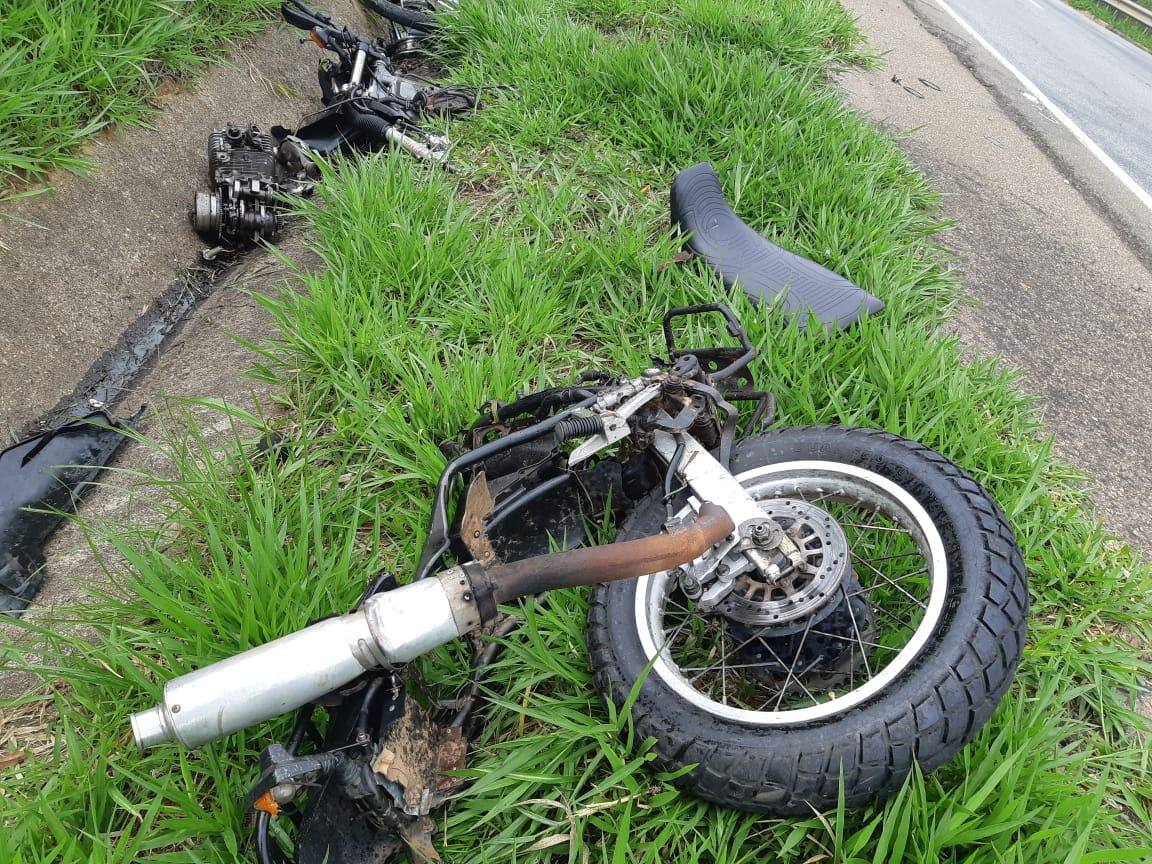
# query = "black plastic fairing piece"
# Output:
<box><xmin>0</xmin><ymin>411</ymin><xmax>132</xmax><ymax>613</ymax></box>
<box><xmin>670</xmin><ymin>163</ymin><xmax>884</xmax><ymax>329</ymax></box>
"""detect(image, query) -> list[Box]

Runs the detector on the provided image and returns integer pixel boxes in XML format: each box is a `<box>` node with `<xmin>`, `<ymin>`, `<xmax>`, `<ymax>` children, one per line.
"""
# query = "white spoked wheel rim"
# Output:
<box><xmin>633</xmin><ymin>460</ymin><xmax>949</xmax><ymax>725</ymax></box>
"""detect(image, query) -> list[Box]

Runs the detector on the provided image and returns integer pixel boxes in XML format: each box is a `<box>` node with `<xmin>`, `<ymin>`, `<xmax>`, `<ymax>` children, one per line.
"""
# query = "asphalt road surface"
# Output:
<box><xmin>841</xmin><ymin>0</ymin><xmax>1152</xmax><ymax>551</ymax></box>
<box><xmin>938</xmin><ymin>0</ymin><xmax>1152</xmax><ymax>202</ymax></box>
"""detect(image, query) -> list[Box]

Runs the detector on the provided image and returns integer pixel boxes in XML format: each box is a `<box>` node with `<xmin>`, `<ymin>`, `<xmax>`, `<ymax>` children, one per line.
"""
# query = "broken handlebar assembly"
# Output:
<box><xmin>130</xmin><ymin>503</ymin><xmax>733</xmax><ymax>751</ymax></box>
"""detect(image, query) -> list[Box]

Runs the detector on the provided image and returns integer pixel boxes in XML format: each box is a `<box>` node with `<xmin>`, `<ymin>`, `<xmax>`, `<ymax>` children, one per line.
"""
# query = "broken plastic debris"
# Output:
<box><xmin>0</xmin><ymin>411</ymin><xmax>134</xmax><ymax>613</ymax></box>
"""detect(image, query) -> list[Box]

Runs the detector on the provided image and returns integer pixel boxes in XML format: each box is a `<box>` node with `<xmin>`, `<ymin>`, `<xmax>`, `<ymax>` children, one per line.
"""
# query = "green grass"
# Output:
<box><xmin>0</xmin><ymin>0</ymin><xmax>275</xmax><ymax>191</ymax></box>
<box><xmin>3</xmin><ymin>0</ymin><xmax>1152</xmax><ymax>861</ymax></box>
<box><xmin>1068</xmin><ymin>0</ymin><xmax>1152</xmax><ymax>53</ymax></box>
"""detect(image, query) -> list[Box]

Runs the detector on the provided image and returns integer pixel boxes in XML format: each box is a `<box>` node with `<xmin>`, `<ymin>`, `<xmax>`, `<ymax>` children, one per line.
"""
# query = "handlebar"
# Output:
<box><xmin>281</xmin><ymin>0</ymin><xmax>330</xmax><ymax>30</ymax></box>
<box><xmin>281</xmin><ymin>0</ymin><xmax>392</xmax><ymax>68</ymax></box>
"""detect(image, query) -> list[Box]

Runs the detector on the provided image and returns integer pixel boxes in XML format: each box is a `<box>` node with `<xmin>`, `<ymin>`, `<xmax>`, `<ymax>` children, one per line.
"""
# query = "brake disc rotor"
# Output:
<box><xmin>715</xmin><ymin>498</ymin><xmax>851</xmax><ymax>627</ymax></box>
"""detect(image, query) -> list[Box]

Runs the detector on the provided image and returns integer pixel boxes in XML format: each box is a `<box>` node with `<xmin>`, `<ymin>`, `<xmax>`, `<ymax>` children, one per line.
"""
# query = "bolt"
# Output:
<box><xmin>171</xmin><ymin>704</ymin><xmax>181</xmax><ymax>714</ymax></box>
<box><xmin>271</xmin><ymin>783</ymin><xmax>298</xmax><ymax>804</ymax></box>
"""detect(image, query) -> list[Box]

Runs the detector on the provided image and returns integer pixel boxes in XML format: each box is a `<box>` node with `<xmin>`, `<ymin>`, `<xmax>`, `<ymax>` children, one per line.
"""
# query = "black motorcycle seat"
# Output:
<box><xmin>670</xmin><ymin>163</ymin><xmax>884</xmax><ymax>329</ymax></box>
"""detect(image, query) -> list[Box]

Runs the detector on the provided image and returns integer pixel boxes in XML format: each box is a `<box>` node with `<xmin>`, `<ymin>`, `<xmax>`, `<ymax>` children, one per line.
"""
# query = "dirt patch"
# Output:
<box><xmin>0</xmin><ymin>692</ymin><xmax>59</xmax><ymax>756</ymax></box>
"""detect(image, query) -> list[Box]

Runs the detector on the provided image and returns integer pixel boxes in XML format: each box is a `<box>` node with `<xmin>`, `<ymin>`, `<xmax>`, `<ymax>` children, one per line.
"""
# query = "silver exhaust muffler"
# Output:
<box><xmin>131</xmin><ymin>569</ymin><xmax>479</xmax><ymax>750</ymax></box>
<box><xmin>129</xmin><ymin>503</ymin><xmax>733</xmax><ymax>751</ymax></box>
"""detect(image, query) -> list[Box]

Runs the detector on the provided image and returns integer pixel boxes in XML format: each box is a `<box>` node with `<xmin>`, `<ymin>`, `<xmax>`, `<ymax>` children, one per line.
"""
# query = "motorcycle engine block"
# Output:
<box><xmin>191</xmin><ymin>124</ymin><xmax>288</xmax><ymax>248</ymax></box>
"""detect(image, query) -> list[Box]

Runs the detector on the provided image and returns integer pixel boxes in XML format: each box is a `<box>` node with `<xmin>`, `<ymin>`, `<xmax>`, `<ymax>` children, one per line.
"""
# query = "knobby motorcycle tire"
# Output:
<box><xmin>361</xmin><ymin>0</ymin><xmax>436</xmax><ymax>30</ymax></box>
<box><xmin>587</xmin><ymin>426</ymin><xmax>1028</xmax><ymax>814</ymax></box>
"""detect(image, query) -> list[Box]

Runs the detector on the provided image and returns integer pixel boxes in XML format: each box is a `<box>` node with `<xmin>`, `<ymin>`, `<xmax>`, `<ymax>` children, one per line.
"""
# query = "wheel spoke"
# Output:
<box><xmin>662</xmin><ymin>612</ymin><xmax>696</xmax><ymax>648</ymax></box>
<box><xmin>774</xmin><ymin>616</ymin><xmax>814</xmax><ymax>711</ymax></box>
<box><xmin>854</xmin><ymin>557</ymin><xmax>928</xmax><ymax>610</ymax></box>
<box><xmin>717</xmin><ymin>626</ymin><xmax>727</xmax><ymax>705</ymax></box>
<box><xmin>840</xmin><ymin>521</ymin><xmax>911</xmax><ymax>534</ymax></box>
<box><xmin>841</xmin><ymin>584</ymin><xmax>873</xmax><ymax>680</ymax></box>
<box><xmin>758</xmin><ymin>657</ymin><xmax>823</xmax><ymax>711</ymax></box>
<box><xmin>686</xmin><ymin>625</ymin><xmax>772</xmax><ymax>685</ymax></box>
<box><xmin>860</xmin><ymin>551</ymin><xmax>923</xmax><ymax>564</ymax></box>
<box><xmin>753</xmin><ymin>635</ymin><xmax>820</xmax><ymax>705</ymax></box>
<box><xmin>869</xmin><ymin>603</ymin><xmax>918</xmax><ymax>633</ymax></box>
<box><xmin>843</xmin><ymin>568</ymin><xmax>928</xmax><ymax>599</ymax></box>
<box><xmin>809</xmin><ymin>629</ymin><xmax>900</xmax><ymax>653</ymax></box>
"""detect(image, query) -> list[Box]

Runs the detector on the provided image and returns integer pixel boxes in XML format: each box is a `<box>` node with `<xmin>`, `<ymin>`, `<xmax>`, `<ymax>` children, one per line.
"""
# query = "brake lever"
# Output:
<box><xmin>287</xmin><ymin>0</ymin><xmax>331</xmax><ymax>23</ymax></box>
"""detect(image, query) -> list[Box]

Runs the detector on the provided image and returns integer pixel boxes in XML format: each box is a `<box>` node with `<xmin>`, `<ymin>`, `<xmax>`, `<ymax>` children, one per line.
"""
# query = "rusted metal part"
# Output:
<box><xmin>461</xmin><ymin>471</ymin><xmax>497</xmax><ymax>566</ymax></box>
<box><xmin>434</xmin><ymin>726</ymin><xmax>467</xmax><ymax>790</ymax></box>
<box><xmin>479</xmin><ymin>502</ymin><xmax>734</xmax><ymax>604</ymax></box>
<box><xmin>399</xmin><ymin>815</ymin><xmax>442</xmax><ymax>863</ymax></box>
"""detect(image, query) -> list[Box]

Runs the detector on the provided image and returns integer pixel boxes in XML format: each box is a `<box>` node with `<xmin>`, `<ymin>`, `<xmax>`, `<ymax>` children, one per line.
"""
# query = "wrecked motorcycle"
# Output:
<box><xmin>132</xmin><ymin>173</ymin><xmax>1026</xmax><ymax>862</ymax></box>
<box><xmin>192</xmin><ymin>0</ymin><xmax>475</xmax><ymax>250</ymax></box>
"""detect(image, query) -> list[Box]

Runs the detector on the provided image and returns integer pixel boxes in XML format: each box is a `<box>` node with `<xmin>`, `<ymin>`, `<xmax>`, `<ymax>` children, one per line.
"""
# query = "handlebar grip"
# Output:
<box><xmin>282</xmin><ymin>2</ymin><xmax>325</xmax><ymax>30</ymax></box>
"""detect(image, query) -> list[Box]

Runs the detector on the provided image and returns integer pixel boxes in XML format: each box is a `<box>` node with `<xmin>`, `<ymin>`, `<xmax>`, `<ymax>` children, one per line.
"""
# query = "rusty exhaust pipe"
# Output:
<box><xmin>470</xmin><ymin>502</ymin><xmax>735</xmax><ymax>607</ymax></box>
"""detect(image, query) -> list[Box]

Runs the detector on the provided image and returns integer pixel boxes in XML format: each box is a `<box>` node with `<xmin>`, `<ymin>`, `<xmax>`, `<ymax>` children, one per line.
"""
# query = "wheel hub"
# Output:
<box><xmin>726</xmin><ymin>571</ymin><xmax>876</xmax><ymax>692</ymax></box>
<box><xmin>716</xmin><ymin>499</ymin><xmax>851</xmax><ymax>626</ymax></box>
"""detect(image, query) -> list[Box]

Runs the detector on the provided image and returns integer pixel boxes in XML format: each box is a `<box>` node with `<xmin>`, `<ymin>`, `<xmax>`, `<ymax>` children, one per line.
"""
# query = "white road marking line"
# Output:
<box><xmin>1027</xmin><ymin>0</ymin><xmax>1043</xmax><ymax>9</ymax></box>
<box><xmin>932</xmin><ymin>0</ymin><xmax>1152</xmax><ymax>214</ymax></box>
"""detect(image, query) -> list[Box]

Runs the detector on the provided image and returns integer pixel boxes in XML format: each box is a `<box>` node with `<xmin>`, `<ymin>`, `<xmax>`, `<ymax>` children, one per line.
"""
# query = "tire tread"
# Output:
<box><xmin>587</xmin><ymin>426</ymin><xmax>1028</xmax><ymax>814</ymax></box>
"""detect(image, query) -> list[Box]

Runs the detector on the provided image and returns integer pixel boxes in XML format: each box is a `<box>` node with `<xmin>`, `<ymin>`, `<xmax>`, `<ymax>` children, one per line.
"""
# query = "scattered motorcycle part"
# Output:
<box><xmin>275</xmin><ymin>0</ymin><xmax>476</xmax><ymax>167</ymax></box>
<box><xmin>589</xmin><ymin>425</ymin><xmax>1027</xmax><ymax>814</ymax></box>
<box><xmin>0</xmin><ymin>411</ymin><xmax>134</xmax><ymax>613</ymax></box>
<box><xmin>670</xmin><ymin>162</ymin><xmax>885</xmax><ymax>329</ymax></box>
<box><xmin>190</xmin><ymin>124</ymin><xmax>314</xmax><ymax>251</ymax></box>
<box><xmin>190</xmin><ymin>2</ymin><xmax>476</xmax><ymax>250</ymax></box>
<box><xmin>248</xmin><ymin>667</ymin><xmax>462</xmax><ymax>864</ymax></box>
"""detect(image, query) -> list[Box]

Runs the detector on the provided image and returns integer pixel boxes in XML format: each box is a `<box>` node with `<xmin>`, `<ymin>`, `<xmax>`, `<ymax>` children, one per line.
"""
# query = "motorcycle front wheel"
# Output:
<box><xmin>587</xmin><ymin>426</ymin><xmax>1027</xmax><ymax>814</ymax></box>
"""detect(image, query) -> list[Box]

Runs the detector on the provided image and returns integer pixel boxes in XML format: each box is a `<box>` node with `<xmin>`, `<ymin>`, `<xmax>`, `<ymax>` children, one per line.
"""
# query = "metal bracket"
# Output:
<box><xmin>652</xmin><ymin>430</ymin><xmax>782</xmax><ymax>607</ymax></box>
